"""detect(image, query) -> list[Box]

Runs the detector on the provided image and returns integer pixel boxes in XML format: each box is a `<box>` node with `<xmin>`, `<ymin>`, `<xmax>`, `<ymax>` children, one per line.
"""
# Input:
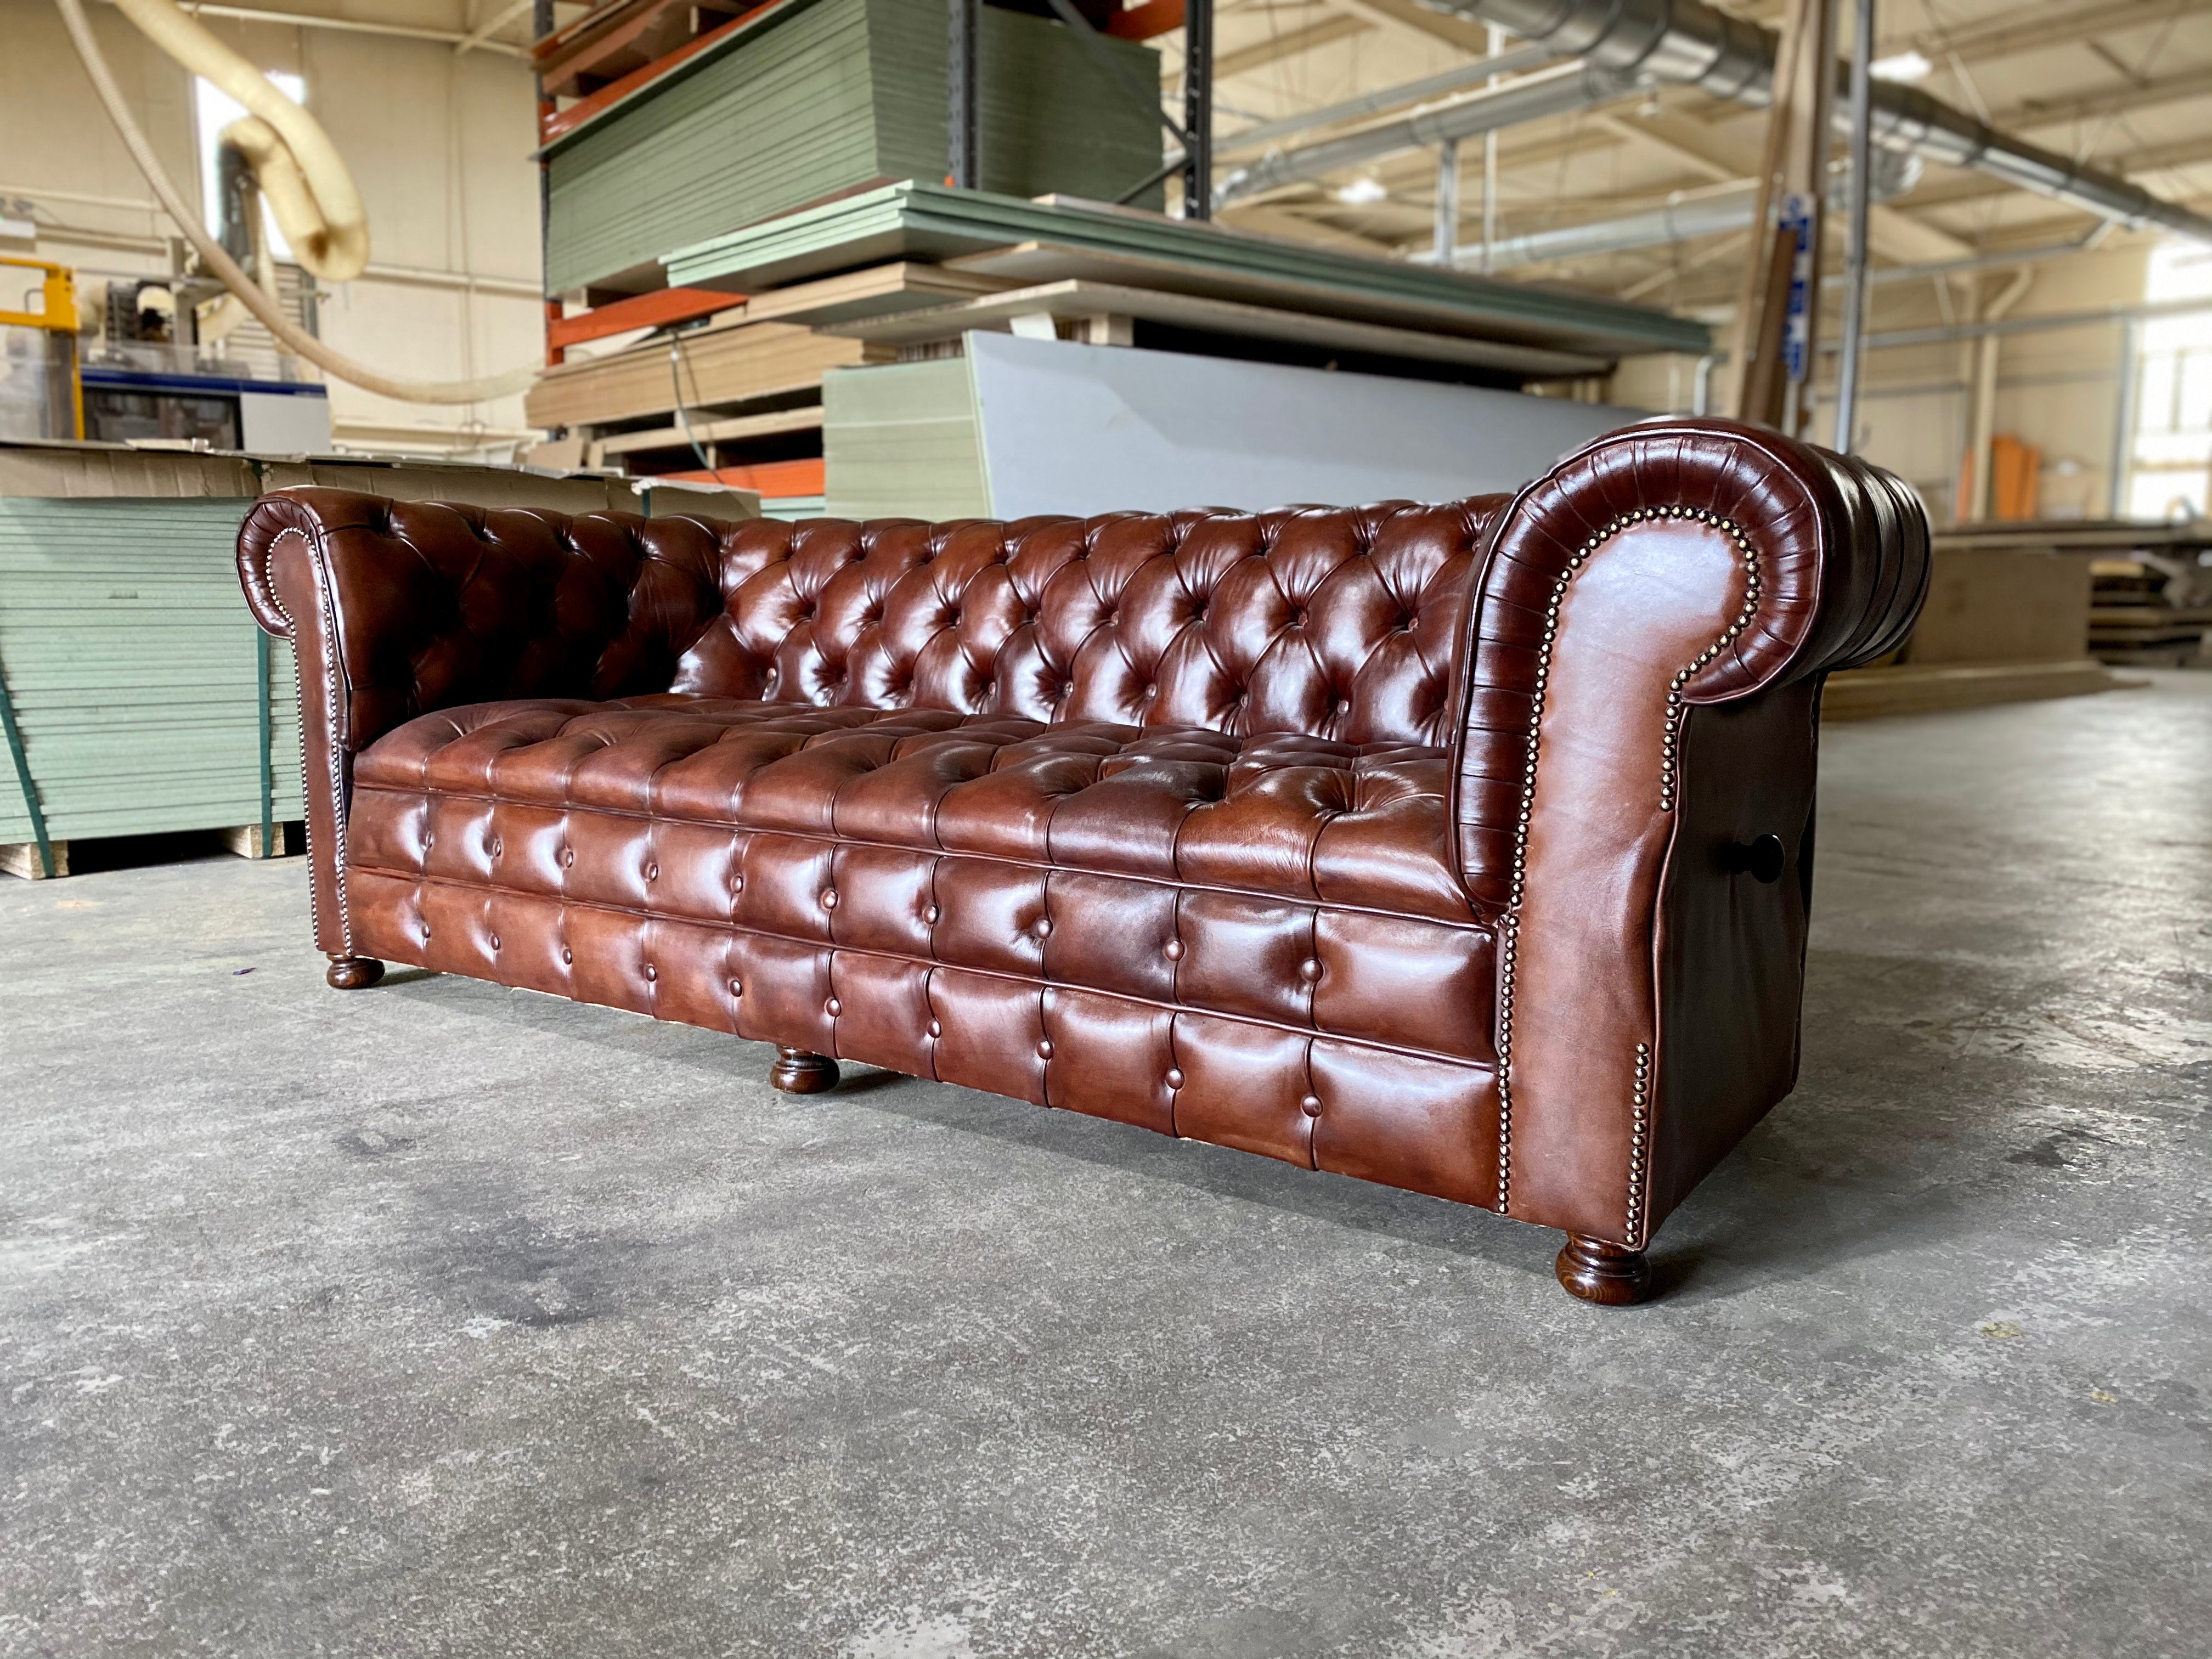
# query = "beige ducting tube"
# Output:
<box><xmin>111</xmin><ymin>0</ymin><xmax>369</xmax><ymax>281</ymax></box>
<box><xmin>57</xmin><ymin>0</ymin><xmax>540</xmax><ymax>405</ymax></box>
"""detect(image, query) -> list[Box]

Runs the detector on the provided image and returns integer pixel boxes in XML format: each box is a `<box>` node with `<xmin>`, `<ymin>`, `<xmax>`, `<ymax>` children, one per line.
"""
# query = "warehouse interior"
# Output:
<box><xmin>2</xmin><ymin>1</ymin><xmax>2208</xmax><ymax>1654</ymax></box>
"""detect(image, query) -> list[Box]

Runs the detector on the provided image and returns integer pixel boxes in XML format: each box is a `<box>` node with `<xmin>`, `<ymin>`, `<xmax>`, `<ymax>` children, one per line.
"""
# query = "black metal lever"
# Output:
<box><xmin>1720</xmin><ymin>833</ymin><xmax>1787</xmax><ymax>884</ymax></box>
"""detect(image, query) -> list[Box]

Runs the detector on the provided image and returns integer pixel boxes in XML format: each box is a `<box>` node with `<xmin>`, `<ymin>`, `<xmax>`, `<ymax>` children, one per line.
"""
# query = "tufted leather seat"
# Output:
<box><xmin>238</xmin><ymin>419</ymin><xmax>1929</xmax><ymax>1302</ymax></box>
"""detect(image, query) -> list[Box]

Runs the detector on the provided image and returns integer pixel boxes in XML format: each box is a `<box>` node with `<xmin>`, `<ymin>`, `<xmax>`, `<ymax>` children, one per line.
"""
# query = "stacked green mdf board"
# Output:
<box><xmin>667</xmin><ymin>183</ymin><xmax>1714</xmax><ymax>360</ymax></box>
<box><xmin>0</xmin><ymin>499</ymin><xmax>303</xmax><ymax>848</ymax></box>
<box><xmin>822</xmin><ymin>358</ymin><xmax>987</xmax><ymax>522</ymax></box>
<box><xmin>545</xmin><ymin>0</ymin><xmax>1164</xmax><ymax>297</ymax></box>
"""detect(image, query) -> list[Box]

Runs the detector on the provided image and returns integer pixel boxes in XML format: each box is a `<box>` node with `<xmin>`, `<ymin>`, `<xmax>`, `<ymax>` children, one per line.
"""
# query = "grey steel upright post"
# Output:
<box><xmin>949</xmin><ymin>0</ymin><xmax>981</xmax><ymax>190</ymax></box>
<box><xmin>1833</xmin><ymin>0</ymin><xmax>1875</xmax><ymax>452</ymax></box>
<box><xmin>1434</xmin><ymin>140</ymin><xmax>1461</xmax><ymax>269</ymax></box>
<box><xmin>1183</xmin><ymin>0</ymin><xmax>1213</xmax><ymax>220</ymax></box>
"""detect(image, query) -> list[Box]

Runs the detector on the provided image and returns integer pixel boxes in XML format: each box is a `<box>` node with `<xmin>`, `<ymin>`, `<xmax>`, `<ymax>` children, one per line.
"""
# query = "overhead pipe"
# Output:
<box><xmin>1216</xmin><ymin>60</ymin><xmax>1625</xmax><ymax>204</ymax></box>
<box><xmin>1427</xmin><ymin>0</ymin><xmax>2212</xmax><ymax>243</ymax></box>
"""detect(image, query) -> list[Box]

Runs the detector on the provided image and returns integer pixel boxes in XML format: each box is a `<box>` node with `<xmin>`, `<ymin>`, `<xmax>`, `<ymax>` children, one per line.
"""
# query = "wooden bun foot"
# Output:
<box><xmin>1555</xmin><ymin>1233</ymin><xmax>1654</xmax><ymax>1306</ymax></box>
<box><xmin>325</xmin><ymin>955</ymin><xmax>385</xmax><ymax>990</ymax></box>
<box><xmin>771</xmin><ymin>1047</ymin><xmax>840</xmax><ymax>1094</ymax></box>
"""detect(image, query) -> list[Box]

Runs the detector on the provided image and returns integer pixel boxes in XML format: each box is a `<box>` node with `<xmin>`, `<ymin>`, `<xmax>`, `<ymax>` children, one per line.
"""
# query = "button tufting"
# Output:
<box><xmin>644</xmin><ymin>964</ymin><xmax>657</xmax><ymax>981</ymax></box>
<box><xmin>561</xmin><ymin>946</ymin><xmax>573</xmax><ymax>964</ymax></box>
<box><xmin>1165</xmin><ymin>1067</ymin><xmax>1184</xmax><ymax>1089</ymax></box>
<box><xmin>928</xmin><ymin>1019</ymin><xmax>943</xmax><ymax>1039</ymax></box>
<box><xmin>1163</xmin><ymin>939</ymin><xmax>1184</xmax><ymax>961</ymax></box>
<box><xmin>646</xmin><ymin>862</ymin><xmax>659</xmax><ymax>881</ymax></box>
<box><xmin>1301</xmin><ymin>1095</ymin><xmax>1324</xmax><ymax>1118</ymax></box>
<box><xmin>489</xmin><ymin>934</ymin><xmax>500</xmax><ymax>950</ymax></box>
<box><xmin>1036</xmin><ymin>1039</ymin><xmax>1054</xmax><ymax>1059</ymax></box>
<box><xmin>925</xmin><ymin>904</ymin><xmax>940</xmax><ymax>924</ymax></box>
<box><xmin>1034</xmin><ymin>918</ymin><xmax>1052</xmax><ymax>938</ymax></box>
<box><xmin>730</xmin><ymin>979</ymin><xmax>743</xmax><ymax>996</ymax></box>
<box><xmin>820</xmin><ymin>888</ymin><xmax>838</xmax><ymax>909</ymax></box>
<box><xmin>562</xmin><ymin>847</ymin><xmax>575</xmax><ymax>867</ymax></box>
<box><xmin>826</xmin><ymin>997</ymin><xmax>842</xmax><ymax>1016</ymax></box>
<box><xmin>1299</xmin><ymin>958</ymin><xmax>1321</xmax><ymax>983</ymax></box>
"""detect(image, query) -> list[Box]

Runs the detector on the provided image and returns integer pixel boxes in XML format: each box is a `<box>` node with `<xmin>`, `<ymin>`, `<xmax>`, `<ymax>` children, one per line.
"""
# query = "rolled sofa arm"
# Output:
<box><xmin>236</xmin><ymin>487</ymin><xmax>741</xmax><ymax>957</ymax></box>
<box><xmin>1451</xmin><ymin>417</ymin><xmax>1928</xmax><ymax>1247</ymax></box>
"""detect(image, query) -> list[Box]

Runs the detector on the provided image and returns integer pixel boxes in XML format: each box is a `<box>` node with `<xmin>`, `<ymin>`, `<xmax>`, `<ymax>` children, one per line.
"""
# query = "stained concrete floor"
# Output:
<box><xmin>3</xmin><ymin>676</ymin><xmax>2209</xmax><ymax>1659</ymax></box>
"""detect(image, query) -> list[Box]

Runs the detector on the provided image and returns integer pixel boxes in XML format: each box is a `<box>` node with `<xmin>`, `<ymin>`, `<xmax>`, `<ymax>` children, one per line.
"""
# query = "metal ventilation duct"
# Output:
<box><xmin>1429</xmin><ymin>0</ymin><xmax>2212</xmax><ymax>242</ymax></box>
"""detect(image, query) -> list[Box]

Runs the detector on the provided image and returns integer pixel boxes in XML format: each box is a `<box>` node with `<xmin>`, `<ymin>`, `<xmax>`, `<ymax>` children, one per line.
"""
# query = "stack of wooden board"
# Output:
<box><xmin>665</xmin><ymin>182</ymin><xmax>1713</xmax><ymax>360</ymax></box>
<box><xmin>544</xmin><ymin>0</ymin><xmax>1164</xmax><ymax>297</ymax></box>
<box><xmin>2090</xmin><ymin>555</ymin><xmax>2212</xmax><ymax>666</ymax></box>
<box><xmin>0</xmin><ymin>494</ymin><xmax>303</xmax><ymax>872</ymax></box>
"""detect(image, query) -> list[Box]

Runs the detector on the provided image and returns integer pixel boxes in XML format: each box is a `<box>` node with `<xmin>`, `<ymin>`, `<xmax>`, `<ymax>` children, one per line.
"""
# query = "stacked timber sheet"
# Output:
<box><xmin>543</xmin><ymin>0</ymin><xmax>1164</xmax><ymax>296</ymax></box>
<box><xmin>0</xmin><ymin>496</ymin><xmax>304</xmax><ymax>858</ymax></box>
<box><xmin>665</xmin><ymin>183</ymin><xmax>1713</xmax><ymax>360</ymax></box>
<box><xmin>525</xmin><ymin>318</ymin><xmax>890</xmax><ymax>431</ymax></box>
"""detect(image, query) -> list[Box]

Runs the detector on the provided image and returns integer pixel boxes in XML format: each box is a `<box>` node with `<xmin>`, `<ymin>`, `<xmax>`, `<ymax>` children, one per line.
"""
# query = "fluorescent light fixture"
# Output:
<box><xmin>1869</xmin><ymin>50</ymin><xmax>1933</xmax><ymax>83</ymax></box>
<box><xmin>1335</xmin><ymin>177</ymin><xmax>1389</xmax><ymax>205</ymax></box>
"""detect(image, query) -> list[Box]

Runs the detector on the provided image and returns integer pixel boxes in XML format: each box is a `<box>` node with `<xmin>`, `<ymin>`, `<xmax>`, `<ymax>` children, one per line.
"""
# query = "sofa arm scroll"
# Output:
<box><xmin>1453</xmin><ymin>418</ymin><xmax>1928</xmax><ymax>1246</ymax></box>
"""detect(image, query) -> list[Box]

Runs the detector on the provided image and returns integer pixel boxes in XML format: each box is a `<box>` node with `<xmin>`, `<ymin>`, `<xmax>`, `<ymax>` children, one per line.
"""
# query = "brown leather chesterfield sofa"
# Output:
<box><xmin>235</xmin><ymin>420</ymin><xmax>1926</xmax><ymax>1304</ymax></box>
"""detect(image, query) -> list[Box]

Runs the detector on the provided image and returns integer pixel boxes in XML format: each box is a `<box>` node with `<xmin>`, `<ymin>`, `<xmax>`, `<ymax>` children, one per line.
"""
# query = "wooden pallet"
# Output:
<box><xmin>2</xmin><ymin>822</ymin><xmax>302</xmax><ymax>881</ymax></box>
<box><xmin>1823</xmin><ymin>659</ymin><xmax>2140</xmax><ymax>721</ymax></box>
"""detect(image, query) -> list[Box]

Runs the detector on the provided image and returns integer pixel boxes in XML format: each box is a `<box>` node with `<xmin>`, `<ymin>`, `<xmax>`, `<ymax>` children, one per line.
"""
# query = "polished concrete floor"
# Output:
<box><xmin>3</xmin><ymin>676</ymin><xmax>2208</xmax><ymax>1659</ymax></box>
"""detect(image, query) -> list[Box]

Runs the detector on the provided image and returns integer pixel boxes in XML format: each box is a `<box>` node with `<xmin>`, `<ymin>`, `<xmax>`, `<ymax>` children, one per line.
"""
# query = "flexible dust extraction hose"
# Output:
<box><xmin>111</xmin><ymin>0</ymin><xmax>368</xmax><ymax>281</ymax></box>
<box><xmin>57</xmin><ymin>0</ymin><xmax>539</xmax><ymax>405</ymax></box>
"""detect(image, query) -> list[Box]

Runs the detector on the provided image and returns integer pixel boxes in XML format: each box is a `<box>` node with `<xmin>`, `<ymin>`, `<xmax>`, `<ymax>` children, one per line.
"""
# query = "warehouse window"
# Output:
<box><xmin>194</xmin><ymin>72</ymin><xmax>305</xmax><ymax>261</ymax></box>
<box><xmin>2127</xmin><ymin>240</ymin><xmax>2212</xmax><ymax>521</ymax></box>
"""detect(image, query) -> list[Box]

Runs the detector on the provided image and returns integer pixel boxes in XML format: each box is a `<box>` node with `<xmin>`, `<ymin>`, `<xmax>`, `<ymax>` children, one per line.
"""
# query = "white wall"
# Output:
<box><xmin>1</xmin><ymin>0</ymin><xmax>545</xmax><ymax>458</ymax></box>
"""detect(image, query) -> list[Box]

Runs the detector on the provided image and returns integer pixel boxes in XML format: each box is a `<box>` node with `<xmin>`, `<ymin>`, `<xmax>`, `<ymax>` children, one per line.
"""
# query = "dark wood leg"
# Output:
<box><xmin>325</xmin><ymin>955</ymin><xmax>385</xmax><ymax>990</ymax></box>
<box><xmin>1555</xmin><ymin>1233</ymin><xmax>1654</xmax><ymax>1306</ymax></box>
<box><xmin>770</xmin><ymin>1046</ymin><xmax>839</xmax><ymax>1094</ymax></box>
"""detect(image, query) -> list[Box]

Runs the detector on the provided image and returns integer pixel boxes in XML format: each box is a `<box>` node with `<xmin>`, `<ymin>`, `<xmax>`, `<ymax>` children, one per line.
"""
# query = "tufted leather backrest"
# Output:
<box><xmin>674</xmin><ymin>501</ymin><xmax>1503</xmax><ymax>748</ymax></box>
<box><xmin>240</xmin><ymin>488</ymin><xmax>1510</xmax><ymax>757</ymax></box>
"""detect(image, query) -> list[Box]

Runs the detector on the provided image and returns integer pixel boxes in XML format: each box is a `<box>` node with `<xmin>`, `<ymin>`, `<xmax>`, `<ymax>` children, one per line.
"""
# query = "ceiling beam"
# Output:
<box><xmin>1214</xmin><ymin>13</ymin><xmax>1372</xmax><ymax>81</ymax></box>
<box><xmin>1891</xmin><ymin>0</ymin><xmax>2197</xmax><ymax>69</ymax></box>
<box><xmin>1989</xmin><ymin>64</ymin><xmax>2212</xmax><ymax>130</ymax></box>
<box><xmin>1322</xmin><ymin>0</ymin><xmax>1497</xmax><ymax>58</ymax></box>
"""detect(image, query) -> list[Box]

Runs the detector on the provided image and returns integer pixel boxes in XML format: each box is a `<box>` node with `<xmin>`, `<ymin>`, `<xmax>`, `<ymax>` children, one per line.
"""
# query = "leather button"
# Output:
<box><xmin>1036</xmin><ymin>1039</ymin><xmax>1054</xmax><ymax>1060</ymax></box>
<box><xmin>560</xmin><ymin>946</ymin><xmax>573</xmax><ymax>964</ymax></box>
<box><xmin>1033</xmin><ymin>918</ymin><xmax>1052</xmax><ymax>939</ymax></box>
<box><xmin>925</xmin><ymin>905</ymin><xmax>940</xmax><ymax>925</ymax></box>
<box><xmin>1301</xmin><ymin>1094</ymin><xmax>1323</xmax><ymax>1117</ymax></box>
<box><xmin>826</xmin><ymin>997</ymin><xmax>842</xmax><ymax>1016</ymax></box>
<box><xmin>820</xmin><ymin>888</ymin><xmax>838</xmax><ymax>909</ymax></box>
<box><xmin>644</xmin><ymin>964</ymin><xmax>657</xmax><ymax>982</ymax></box>
<box><xmin>646</xmin><ymin>862</ymin><xmax>659</xmax><ymax>882</ymax></box>
<box><xmin>731</xmin><ymin>875</ymin><xmax>744</xmax><ymax>893</ymax></box>
<box><xmin>489</xmin><ymin>838</ymin><xmax>503</xmax><ymax>856</ymax></box>
<box><xmin>928</xmin><ymin>1019</ymin><xmax>943</xmax><ymax>1039</ymax></box>
<box><xmin>488</xmin><ymin>934</ymin><xmax>500</xmax><ymax>950</ymax></box>
<box><xmin>729</xmin><ymin>979</ymin><xmax>743</xmax><ymax>996</ymax></box>
<box><xmin>1165</xmin><ymin>1067</ymin><xmax>1184</xmax><ymax>1089</ymax></box>
<box><xmin>1163</xmin><ymin>939</ymin><xmax>1184</xmax><ymax>961</ymax></box>
<box><xmin>1299</xmin><ymin>958</ymin><xmax>1321</xmax><ymax>983</ymax></box>
<box><xmin>562</xmin><ymin>848</ymin><xmax>575</xmax><ymax>868</ymax></box>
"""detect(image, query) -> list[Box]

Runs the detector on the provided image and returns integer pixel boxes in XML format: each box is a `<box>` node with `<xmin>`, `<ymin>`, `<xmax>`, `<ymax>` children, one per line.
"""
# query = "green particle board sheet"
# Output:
<box><xmin>822</xmin><ymin>357</ymin><xmax>986</xmax><ymax>521</ymax></box>
<box><xmin>667</xmin><ymin>181</ymin><xmax>1713</xmax><ymax>360</ymax></box>
<box><xmin>545</xmin><ymin>0</ymin><xmax>1165</xmax><ymax>296</ymax></box>
<box><xmin>0</xmin><ymin>499</ymin><xmax>302</xmax><ymax>844</ymax></box>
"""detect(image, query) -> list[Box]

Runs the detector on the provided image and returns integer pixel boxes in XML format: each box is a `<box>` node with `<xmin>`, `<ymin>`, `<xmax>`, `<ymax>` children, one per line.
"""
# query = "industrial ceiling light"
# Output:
<box><xmin>1869</xmin><ymin>49</ymin><xmax>1933</xmax><ymax>83</ymax></box>
<box><xmin>1335</xmin><ymin>177</ymin><xmax>1390</xmax><ymax>205</ymax></box>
